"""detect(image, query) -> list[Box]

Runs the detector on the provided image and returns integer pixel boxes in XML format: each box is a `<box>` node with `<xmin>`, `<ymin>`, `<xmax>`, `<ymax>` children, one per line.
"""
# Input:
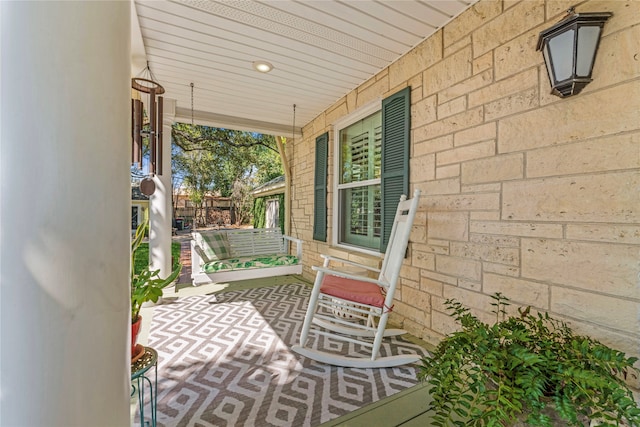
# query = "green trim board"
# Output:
<box><xmin>319</xmin><ymin>381</ymin><xmax>434</xmax><ymax>427</ymax></box>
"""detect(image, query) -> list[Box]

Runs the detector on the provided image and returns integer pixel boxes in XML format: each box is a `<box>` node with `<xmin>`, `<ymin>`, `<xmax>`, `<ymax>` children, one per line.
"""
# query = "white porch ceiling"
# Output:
<box><xmin>132</xmin><ymin>0</ymin><xmax>477</xmax><ymax>137</ymax></box>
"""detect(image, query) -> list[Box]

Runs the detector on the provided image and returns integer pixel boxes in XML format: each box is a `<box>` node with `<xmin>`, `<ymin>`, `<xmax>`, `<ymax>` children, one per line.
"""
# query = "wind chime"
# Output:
<box><xmin>131</xmin><ymin>64</ymin><xmax>165</xmax><ymax>196</ymax></box>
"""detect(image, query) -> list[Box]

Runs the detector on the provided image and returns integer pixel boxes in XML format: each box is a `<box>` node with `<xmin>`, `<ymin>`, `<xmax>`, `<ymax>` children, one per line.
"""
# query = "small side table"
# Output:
<box><xmin>131</xmin><ymin>347</ymin><xmax>158</xmax><ymax>427</ymax></box>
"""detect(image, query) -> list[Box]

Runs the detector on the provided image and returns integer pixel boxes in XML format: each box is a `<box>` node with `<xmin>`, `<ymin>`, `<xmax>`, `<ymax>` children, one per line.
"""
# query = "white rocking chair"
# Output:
<box><xmin>292</xmin><ymin>189</ymin><xmax>421</xmax><ymax>368</ymax></box>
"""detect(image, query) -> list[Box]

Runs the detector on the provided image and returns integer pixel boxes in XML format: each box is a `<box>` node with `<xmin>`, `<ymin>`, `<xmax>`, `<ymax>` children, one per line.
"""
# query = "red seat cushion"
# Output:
<box><xmin>320</xmin><ymin>274</ymin><xmax>384</xmax><ymax>308</ymax></box>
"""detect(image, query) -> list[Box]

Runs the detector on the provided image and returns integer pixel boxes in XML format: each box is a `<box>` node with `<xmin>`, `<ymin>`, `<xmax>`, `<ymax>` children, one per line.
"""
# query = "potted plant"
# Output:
<box><xmin>419</xmin><ymin>293</ymin><xmax>640</xmax><ymax>427</ymax></box>
<box><xmin>131</xmin><ymin>220</ymin><xmax>181</xmax><ymax>359</ymax></box>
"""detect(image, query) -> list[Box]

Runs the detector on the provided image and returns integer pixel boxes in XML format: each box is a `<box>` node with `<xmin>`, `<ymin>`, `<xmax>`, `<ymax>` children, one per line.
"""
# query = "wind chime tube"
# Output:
<box><xmin>132</xmin><ymin>99</ymin><xmax>143</xmax><ymax>167</ymax></box>
<box><xmin>157</xmin><ymin>96</ymin><xmax>163</xmax><ymax>175</ymax></box>
<box><xmin>149</xmin><ymin>87</ymin><xmax>156</xmax><ymax>175</ymax></box>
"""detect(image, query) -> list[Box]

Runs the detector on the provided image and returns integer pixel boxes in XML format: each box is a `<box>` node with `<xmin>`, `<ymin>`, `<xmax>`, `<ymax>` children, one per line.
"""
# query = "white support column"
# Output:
<box><xmin>0</xmin><ymin>2</ymin><xmax>130</xmax><ymax>425</ymax></box>
<box><xmin>149</xmin><ymin>98</ymin><xmax>175</xmax><ymax>278</ymax></box>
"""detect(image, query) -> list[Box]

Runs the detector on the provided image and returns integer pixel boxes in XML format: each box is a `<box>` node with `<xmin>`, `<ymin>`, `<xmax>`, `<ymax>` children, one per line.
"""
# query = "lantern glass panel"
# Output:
<box><xmin>576</xmin><ymin>26</ymin><xmax>601</xmax><ymax>76</ymax></box>
<box><xmin>548</xmin><ymin>29</ymin><xmax>575</xmax><ymax>81</ymax></box>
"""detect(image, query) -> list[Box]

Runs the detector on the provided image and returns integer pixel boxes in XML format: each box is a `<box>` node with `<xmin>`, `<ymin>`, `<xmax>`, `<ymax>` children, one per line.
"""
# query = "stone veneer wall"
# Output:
<box><xmin>288</xmin><ymin>0</ymin><xmax>639</xmax><ymax>385</ymax></box>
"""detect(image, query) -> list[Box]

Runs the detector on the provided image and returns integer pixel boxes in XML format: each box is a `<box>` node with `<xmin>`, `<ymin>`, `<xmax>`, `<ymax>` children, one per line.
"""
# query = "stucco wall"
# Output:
<box><xmin>289</xmin><ymin>0</ymin><xmax>640</xmax><ymax>383</ymax></box>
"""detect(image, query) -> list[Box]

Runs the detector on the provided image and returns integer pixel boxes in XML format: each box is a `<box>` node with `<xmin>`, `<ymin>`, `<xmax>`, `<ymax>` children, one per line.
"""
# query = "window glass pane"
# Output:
<box><xmin>340</xmin><ymin>112</ymin><xmax>382</xmax><ymax>184</ymax></box>
<box><xmin>340</xmin><ymin>184</ymin><xmax>381</xmax><ymax>249</ymax></box>
<box><xmin>548</xmin><ymin>29</ymin><xmax>575</xmax><ymax>81</ymax></box>
<box><xmin>576</xmin><ymin>26</ymin><xmax>600</xmax><ymax>76</ymax></box>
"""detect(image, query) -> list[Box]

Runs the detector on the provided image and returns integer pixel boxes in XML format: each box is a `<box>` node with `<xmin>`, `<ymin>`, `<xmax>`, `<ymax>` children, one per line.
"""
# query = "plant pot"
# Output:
<box><xmin>131</xmin><ymin>315</ymin><xmax>142</xmax><ymax>356</ymax></box>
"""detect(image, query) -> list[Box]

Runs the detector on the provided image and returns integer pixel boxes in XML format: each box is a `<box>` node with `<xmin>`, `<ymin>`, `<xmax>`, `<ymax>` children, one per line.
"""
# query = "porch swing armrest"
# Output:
<box><xmin>311</xmin><ymin>265</ymin><xmax>388</xmax><ymax>288</ymax></box>
<box><xmin>319</xmin><ymin>255</ymin><xmax>381</xmax><ymax>273</ymax></box>
<box><xmin>283</xmin><ymin>235</ymin><xmax>303</xmax><ymax>259</ymax></box>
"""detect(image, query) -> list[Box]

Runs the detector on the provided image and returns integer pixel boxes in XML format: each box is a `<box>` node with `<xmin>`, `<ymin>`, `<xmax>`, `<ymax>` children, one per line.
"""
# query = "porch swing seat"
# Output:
<box><xmin>292</xmin><ymin>189</ymin><xmax>421</xmax><ymax>368</ymax></box>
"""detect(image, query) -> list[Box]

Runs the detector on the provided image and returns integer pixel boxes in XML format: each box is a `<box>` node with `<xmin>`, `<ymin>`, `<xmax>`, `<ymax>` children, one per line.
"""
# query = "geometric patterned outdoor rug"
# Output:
<box><xmin>146</xmin><ymin>283</ymin><xmax>428</xmax><ymax>426</ymax></box>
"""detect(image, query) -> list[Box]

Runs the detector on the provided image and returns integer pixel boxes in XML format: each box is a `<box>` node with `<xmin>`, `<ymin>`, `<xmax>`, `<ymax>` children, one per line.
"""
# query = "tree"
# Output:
<box><xmin>171</xmin><ymin>123</ymin><xmax>283</xmax><ymax>225</ymax></box>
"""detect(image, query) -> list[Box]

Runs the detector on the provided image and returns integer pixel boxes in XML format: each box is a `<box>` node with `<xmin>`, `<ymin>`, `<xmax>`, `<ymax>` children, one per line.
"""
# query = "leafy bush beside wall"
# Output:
<box><xmin>253</xmin><ymin>193</ymin><xmax>285</xmax><ymax>233</ymax></box>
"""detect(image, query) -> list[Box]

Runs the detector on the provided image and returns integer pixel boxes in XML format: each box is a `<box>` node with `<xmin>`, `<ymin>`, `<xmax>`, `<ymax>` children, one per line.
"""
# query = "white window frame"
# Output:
<box><xmin>332</xmin><ymin>98</ymin><xmax>382</xmax><ymax>256</ymax></box>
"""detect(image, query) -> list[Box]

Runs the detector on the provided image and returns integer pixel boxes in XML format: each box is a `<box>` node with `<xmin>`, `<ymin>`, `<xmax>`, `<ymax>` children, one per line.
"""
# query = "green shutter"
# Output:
<box><xmin>313</xmin><ymin>132</ymin><xmax>328</xmax><ymax>241</ymax></box>
<box><xmin>380</xmin><ymin>87</ymin><xmax>410</xmax><ymax>252</ymax></box>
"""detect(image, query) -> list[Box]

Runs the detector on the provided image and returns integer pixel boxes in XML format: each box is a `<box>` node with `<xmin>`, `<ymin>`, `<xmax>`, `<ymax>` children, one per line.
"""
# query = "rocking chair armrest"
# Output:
<box><xmin>319</xmin><ymin>255</ymin><xmax>381</xmax><ymax>273</ymax></box>
<box><xmin>311</xmin><ymin>265</ymin><xmax>388</xmax><ymax>288</ymax></box>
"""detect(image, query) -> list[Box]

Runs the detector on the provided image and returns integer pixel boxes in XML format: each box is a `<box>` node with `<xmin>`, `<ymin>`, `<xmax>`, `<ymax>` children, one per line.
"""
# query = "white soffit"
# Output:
<box><xmin>133</xmin><ymin>0</ymin><xmax>477</xmax><ymax>136</ymax></box>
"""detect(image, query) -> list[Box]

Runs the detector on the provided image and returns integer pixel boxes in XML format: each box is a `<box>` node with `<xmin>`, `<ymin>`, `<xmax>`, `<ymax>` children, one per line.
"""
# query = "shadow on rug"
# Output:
<box><xmin>147</xmin><ymin>283</ymin><xmax>427</xmax><ymax>427</ymax></box>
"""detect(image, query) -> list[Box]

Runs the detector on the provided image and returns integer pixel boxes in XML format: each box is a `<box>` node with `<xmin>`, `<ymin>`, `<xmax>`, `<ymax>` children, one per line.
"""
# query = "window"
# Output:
<box><xmin>327</xmin><ymin>87</ymin><xmax>410</xmax><ymax>253</ymax></box>
<box><xmin>338</xmin><ymin>111</ymin><xmax>382</xmax><ymax>249</ymax></box>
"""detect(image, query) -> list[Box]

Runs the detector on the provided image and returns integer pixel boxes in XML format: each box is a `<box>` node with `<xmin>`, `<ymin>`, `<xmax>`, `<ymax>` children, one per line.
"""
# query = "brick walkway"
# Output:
<box><xmin>177</xmin><ymin>237</ymin><xmax>192</xmax><ymax>285</ymax></box>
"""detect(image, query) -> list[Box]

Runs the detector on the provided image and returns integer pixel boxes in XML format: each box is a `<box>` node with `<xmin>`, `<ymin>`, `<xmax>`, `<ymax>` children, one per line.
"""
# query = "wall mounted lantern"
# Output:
<box><xmin>536</xmin><ymin>7</ymin><xmax>612</xmax><ymax>98</ymax></box>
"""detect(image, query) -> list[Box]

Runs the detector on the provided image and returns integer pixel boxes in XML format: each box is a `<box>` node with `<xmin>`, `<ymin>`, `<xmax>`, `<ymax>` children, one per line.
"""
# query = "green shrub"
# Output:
<box><xmin>419</xmin><ymin>293</ymin><xmax>640</xmax><ymax>427</ymax></box>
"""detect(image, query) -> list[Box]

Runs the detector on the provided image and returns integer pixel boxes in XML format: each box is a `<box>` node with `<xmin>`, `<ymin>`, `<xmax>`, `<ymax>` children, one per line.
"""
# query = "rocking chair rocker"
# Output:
<box><xmin>292</xmin><ymin>189</ymin><xmax>421</xmax><ymax>368</ymax></box>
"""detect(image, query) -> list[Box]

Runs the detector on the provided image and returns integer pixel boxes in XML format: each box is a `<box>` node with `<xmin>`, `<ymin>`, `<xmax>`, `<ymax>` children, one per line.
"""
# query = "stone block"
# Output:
<box><xmin>484</xmin><ymin>273</ymin><xmax>549</xmax><ymax>309</ymax></box>
<box><xmin>412</xmin><ymin>250</ymin><xmax>435</xmax><ymax>271</ymax></box>
<box><xmin>428</xmin><ymin>211</ymin><xmax>469</xmax><ymax>242</ymax></box>
<box><xmin>403</xmin><ymin>286</ymin><xmax>432</xmax><ymax>311</ymax></box>
<box><xmin>423</xmin><ymin>46</ymin><xmax>473</xmax><ymax>97</ymax></box>
<box><xmin>566</xmin><ymin>224</ymin><xmax>640</xmax><ymax>245</ymax></box>
<box><xmin>442</xmin><ymin>286</ymin><xmax>497</xmax><ymax>317</ymax></box>
<box><xmin>443</xmin><ymin>0</ymin><xmax>502</xmax><ymax>48</ymax></box>
<box><xmin>421</xmin><ymin>276</ymin><xmax>444</xmax><ymax>296</ymax></box>
<box><xmin>414</xmin><ymin>134</ymin><xmax>452</xmax><ymax>156</ymax></box>
<box><xmin>459</xmin><ymin>279</ymin><xmax>481</xmax><ymax>292</ymax></box>
<box><xmin>401</xmin><ymin>265</ymin><xmax>421</xmax><ymax>283</ymax></box>
<box><xmin>527</xmin><ymin>133</ymin><xmax>640</xmax><ymax>178</ymax></box>
<box><xmin>485</xmin><ymin>87</ymin><xmax>539</xmax><ymax>121</ymax></box>
<box><xmin>454</xmin><ymin>123</ymin><xmax>497</xmax><ymax>147</ymax></box>
<box><xmin>422</xmin><ymin>177</ymin><xmax>460</xmax><ymax>196</ymax></box>
<box><xmin>422</xmin><ymin>107</ymin><xmax>484</xmax><ymax>141</ymax></box>
<box><xmin>437</xmin><ymin>139</ymin><xmax>495</xmax><ymax>166</ymax></box>
<box><xmin>470</xmin><ymin>221</ymin><xmax>563</xmax><ymax>238</ymax></box>
<box><xmin>470</xmin><ymin>211</ymin><xmax>500</xmax><ymax>221</ymax></box>
<box><xmin>436</xmin><ymin>254</ymin><xmax>481</xmax><ymax>281</ymax></box>
<box><xmin>346</xmin><ymin>90</ymin><xmax>358</xmax><ymax>112</ymax></box>
<box><xmin>502</xmin><ymin>171</ymin><xmax>640</xmax><ymax>223</ymax></box>
<box><xmin>412</xmin><ymin>95</ymin><xmax>437</xmax><ymax>128</ymax></box>
<box><xmin>394</xmin><ymin>300</ymin><xmax>430</xmax><ymax>327</ymax></box>
<box><xmin>431</xmin><ymin>309</ymin><xmax>458</xmax><ymax>336</ymax></box>
<box><xmin>410</xmin><ymin>154</ymin><xmax>436</xmax><ymax>183</ymax></box>
<box><xmin>472</xmin><ymin>0</ymin><xmax>545</xmax><ymax>58</ymax></box>
<box><xmin>522</xmin><ymin>238</ymin><xmax>640</xmax><ymax>298</ymax></box>
<box><xmin>427</xmin><ymin>193</ymin><xmax>500</xmax><ymax>212</ymax></box>
<box><xmin>325</xmin><ymin>102</ymin><xmax>349</xmax><ymax>126</ymax></box>
<box><xmin>462</xmin><ymin>153</ymin><xmax>523</xmax><ymax>185</ymax></box>
<box><xmin>438</xmin><ymin>69</ymin><xmax>493</xmax><ymax>105</ymax></box>
<box><xmin>494</xmin><ymin>27</ymin><xmax>543</xmax><ymax>81</ymax></box>
<box><xmin>438</xmin><ymin>96</ymin><xmax>467</xmax><ymax>120</ymax></box>
<box><xmin>389</xmin><ymin>31</ymin><xmax>442</xmax><ymax>89</ymax></box>
<box><xmin>470</xmin><ymin>233</ymin><xmax>519</xmax><ymax>248</ymax></box>
<box><xmin>450</xmin><ymin>242</ymin><xmax>519</xmax><ymax>266</ymax></box>
<box><xmin>551</xmin><ymin>287</ymin><xmax>638</xmax><ymax>333</ymax></box>
<box><xmin>356</xmin><ymin>77</ymin><xmax>389</xmax><ymax>107</ymax></box>
<box><xmin>444</xmin><ymin>35</ymin><xmax>471</xmax><ymax>58</ymax></box>
<box><xmin>436</xmin><ymin>164</ymin><xmax>460</xmax><ymax>180</ymax></box>
<box><xmin>413</xmin><ymin>241</ymin><xmax>449</xmax><ymax>255</ymax></box>
<box><xmin>473</xmin><ymin>51</ymin><xmax>493</xmax><ymax>75</ymax></box>
<box><xmin>483</xmin><ymin>262</ymin><xmax>520</xmax><ymax>277</ymax></box>
<box><xmin>499</xmin><ymin>82</ymin><xmax>640</xmax><ymax>152</ymax></box>
<box><xmin>469</xmin><ymin>68</ymin><xmax>538</xmax><ymax>108</ymax></box>
<box><xmin>422</xmin><ymin>270</ymin><xmax>457</xmax><ymax>286</ymax></box>
<box><xmin>462</xmin><ymin>182</ymin><xmax>501</xmax><ymax>193</ymax></box>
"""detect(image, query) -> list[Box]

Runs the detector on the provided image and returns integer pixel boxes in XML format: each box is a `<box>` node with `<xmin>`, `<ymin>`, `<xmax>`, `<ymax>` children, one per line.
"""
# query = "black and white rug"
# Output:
<box><xmin>147</xmin><ymin>283</ymin><xmax>427</xmax><ymax>426</ymax></box>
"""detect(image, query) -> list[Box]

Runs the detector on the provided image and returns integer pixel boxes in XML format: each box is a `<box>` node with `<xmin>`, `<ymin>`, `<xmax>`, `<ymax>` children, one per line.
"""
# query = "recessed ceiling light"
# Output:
<box><xmin>252</xmin><ymin>61</ymin><xmax>274</xmax><ymax>73</ymax></box>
